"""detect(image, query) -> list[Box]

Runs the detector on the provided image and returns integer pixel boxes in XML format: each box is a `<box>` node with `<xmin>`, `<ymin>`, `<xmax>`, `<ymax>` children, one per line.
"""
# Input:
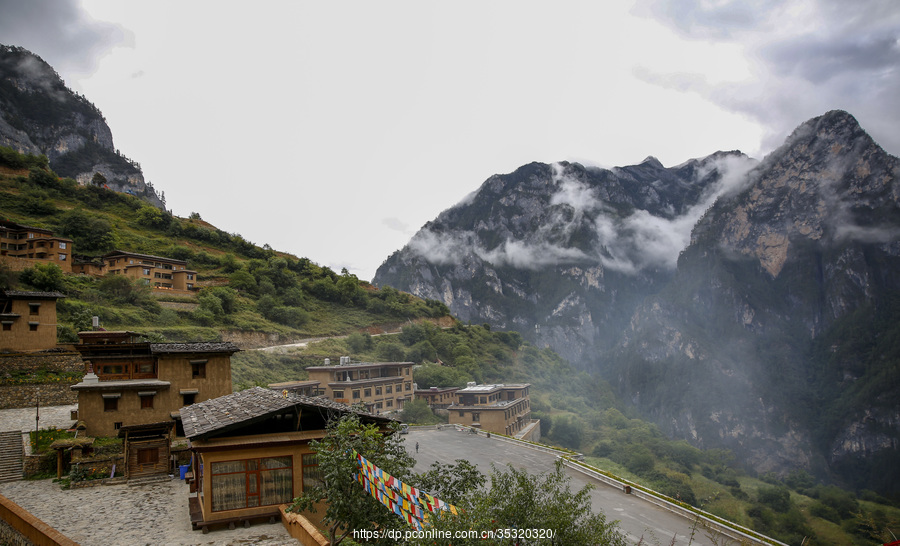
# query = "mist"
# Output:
<box><xmin>407</xmin><ymin>154</ymin><xmax>758</xmax><ymax>273</ymax></box>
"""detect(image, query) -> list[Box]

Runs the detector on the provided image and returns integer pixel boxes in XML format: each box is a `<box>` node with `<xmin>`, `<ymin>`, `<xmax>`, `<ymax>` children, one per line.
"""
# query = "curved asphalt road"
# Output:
<box><xmin>405</xmin><ymin>428</ymin><xmax>725</xmax><ymax>546</ymax></box>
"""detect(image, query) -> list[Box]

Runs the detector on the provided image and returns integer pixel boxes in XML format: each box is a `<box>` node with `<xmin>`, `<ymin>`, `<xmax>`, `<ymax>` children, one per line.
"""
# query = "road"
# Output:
<box><xmin>405</xmin><ymin>427</ymin><xmax>722</xmax><ymax>545</ymax></box>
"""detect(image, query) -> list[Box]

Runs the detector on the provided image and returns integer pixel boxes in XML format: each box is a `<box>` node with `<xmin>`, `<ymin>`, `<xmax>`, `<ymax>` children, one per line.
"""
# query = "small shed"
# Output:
<box><xmin>118</xmin><ymin>421</ymin><xmax>174</xmax><ymax>479</ymax></box>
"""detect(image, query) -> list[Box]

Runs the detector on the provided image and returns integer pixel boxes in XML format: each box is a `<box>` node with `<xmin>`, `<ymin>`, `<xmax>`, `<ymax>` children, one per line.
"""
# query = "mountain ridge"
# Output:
<box><xmin>375</xmin><ymin>110</ymin><xmax>900</xmax><ymax>497</ymax></box>
<box><xmin>0</xmin><ymin>44</ymin><xmax>164</xmax><ymax>208</ymax></box>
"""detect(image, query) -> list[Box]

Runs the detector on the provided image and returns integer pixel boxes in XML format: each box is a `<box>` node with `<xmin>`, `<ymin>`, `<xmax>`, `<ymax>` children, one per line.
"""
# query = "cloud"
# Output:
<box><xmin>634</xmin><ymin>0</ymin><xmax>900</xmax><ymax>156</ymax></box>
<box><xmin>408</xmin><ymin>155</ymin><xmax>758</xmax><ymax>273</ymax></box>
<box><xmin>0</xmin><ymin>0</ymin><xmax>130</xmax><ymax>77</ymax></box>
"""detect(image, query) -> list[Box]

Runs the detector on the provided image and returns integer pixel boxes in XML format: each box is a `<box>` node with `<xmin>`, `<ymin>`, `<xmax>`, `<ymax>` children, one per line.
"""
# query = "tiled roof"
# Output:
<box><xmin>181</xmin><ymin>386</ymin><xmax>393</xmax><ymax>439</ymax></box>
<box><xmin>2</xmin><ymin>290</ymin><xmax>66</xmax><ymax>299</ymax></box>
<box><xmin>150</xmin><ymin>342</ymin><xmax>240</xmax><ymax>354</ymax></box>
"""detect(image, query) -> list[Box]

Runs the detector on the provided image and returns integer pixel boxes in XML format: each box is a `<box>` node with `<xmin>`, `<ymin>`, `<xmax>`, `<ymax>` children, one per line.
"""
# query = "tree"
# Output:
<box><xmin>347</xmin><ymin>332</ymin><xmax>373</xmax><ymax>354</ymax></box>
<box><xmin>399</xmin><ymin>399</ymin><xmax>437</xmax><ymax>425</ymax></box>
<box><xmin>411</xmin><ymin>460</ymin><xmax>627</xmax><ymax>546</ymax></box>
<box><xmin>285</xmin><ymin>414</ymin><xmax>413</xmax><ymax>545</ymax></box>
<box><xmin>19</xmin><ymin>263</ymin><xmax>65</xmax><ymax>292</ymax></box>
<box><xmin>91</xmin><ymin>172</ymin><xmax>107</xmax><ymax>187</ymax></box>
<box><xmin>414</xmin><ymin>459</ymin><xmax>485</xmax><ymax>506</ymax></box>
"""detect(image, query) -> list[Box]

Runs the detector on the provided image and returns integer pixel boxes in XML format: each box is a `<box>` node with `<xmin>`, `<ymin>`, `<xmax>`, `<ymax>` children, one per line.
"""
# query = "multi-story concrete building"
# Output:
<box><xmin>0</xmin><ymin>220</ymin><xmax>73</xmax><ymax>273</ymax></box>
<box><xmin>447</xmin><ymin>382</ymin><xmax>534</xmax><ymax>438</ymax></box>
<box><xmin>305</xmin><ymin>357</ymin><xmax>414</xmax><ymax>413</ymax></box>
<box><xmin>73</xmin><ymin>250</ymin><xmax>198</xmax><ymax>292</ymax></box>
<box><xmin>0</xmin><ymin>290</ymin><xmax>65</xmax><ymax>352</ymax></box>
<box><xmin>414</xmin><ymin>386</ymin><xmax>459</xmax><ymax>410</ymax></box>
<box><xmin>70</xmin><ymin>331</ymin><xmax>239</xmax><ymax>437</ymax></box>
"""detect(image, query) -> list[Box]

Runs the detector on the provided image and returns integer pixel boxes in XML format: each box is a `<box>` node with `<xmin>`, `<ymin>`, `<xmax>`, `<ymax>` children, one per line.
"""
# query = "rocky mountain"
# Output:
<box><xmin>375</xmin><ymin>110</ymin><xmax>900</xmax><ymax>497</ymax></box>
<box><xmin>0</xmin><ymin>45</ymin><xmax>163</xmax><ymax>207</ymax></box>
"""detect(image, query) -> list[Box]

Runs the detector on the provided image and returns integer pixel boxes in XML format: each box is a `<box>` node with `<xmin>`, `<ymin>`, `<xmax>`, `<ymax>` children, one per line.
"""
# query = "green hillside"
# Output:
<box><xmin>0</xmin><ymin>147</ymin><xmax>451</xmax><ymax>343</ymax></box>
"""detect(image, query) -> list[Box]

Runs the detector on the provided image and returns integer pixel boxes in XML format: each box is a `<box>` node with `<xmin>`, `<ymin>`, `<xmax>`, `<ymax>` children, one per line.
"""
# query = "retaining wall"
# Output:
<box><xmin>561</xmin><ymin>458</ymin><xmax>788</xmax><ymax>546</ymax></box>
<box><xmin>0</xmin><ymin>493</ymin><xmax>78</xmax><ymax>546</ymax></box>
<box><xmin>0</xmin><ymin>352</ymin><xmax>82</xmax><ymax>410</ymax></box>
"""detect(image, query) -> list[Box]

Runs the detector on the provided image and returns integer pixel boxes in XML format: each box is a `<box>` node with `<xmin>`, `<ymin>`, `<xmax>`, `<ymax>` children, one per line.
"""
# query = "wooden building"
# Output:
<box><xmin>305</xmin><ymin>357</ymin><xmax>414</xmax><ymax>413</ymax></box>
<box><xmin>447</xmin><ymin>383</ymin><xmax>533</xmax><ymax>437</ymax></box>
<box><xmin>181</xmin><ymin>387</ymin><xmax>394</xmax><ymax>533</ymax></box>
<box><xmin>70</xmin><ymin>331</ymin><xmax>239</xmax><ymax>437</ymax></box>
<box><xmin>119</xmin><ymin>421</ymin><xmax>175</xmax><ymax>480</ymax></box>
<box><xmin>0</xmin><ymin>220</ymin><xmax>73</xmax><ymax>273</ymax></box>
<box><xmin>0</xmin><ymin>290</ymin><xmax>65</xmax><ymax>352</ymax></box>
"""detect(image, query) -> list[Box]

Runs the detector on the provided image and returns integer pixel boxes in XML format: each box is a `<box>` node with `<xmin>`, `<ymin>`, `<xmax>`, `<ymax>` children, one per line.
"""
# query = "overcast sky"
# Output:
<box><xmin>1</xmin><ymin>0</ymin><xmax>898</xmax><ymax>281</ymax></box>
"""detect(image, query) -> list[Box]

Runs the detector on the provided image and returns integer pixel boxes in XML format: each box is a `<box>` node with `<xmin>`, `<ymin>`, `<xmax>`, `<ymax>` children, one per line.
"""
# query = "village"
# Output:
<box><xmin>0</xmin><ymin>222</ymin><xmax>541</xmax><ymax>545</ymax></box>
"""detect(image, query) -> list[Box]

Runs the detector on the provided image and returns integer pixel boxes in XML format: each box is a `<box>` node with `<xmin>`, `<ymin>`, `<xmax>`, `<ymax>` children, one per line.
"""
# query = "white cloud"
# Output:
<box><xmin>409</xmin><ymin>154</ymin><xmax>758</xmax><ymax>273</ymax></box>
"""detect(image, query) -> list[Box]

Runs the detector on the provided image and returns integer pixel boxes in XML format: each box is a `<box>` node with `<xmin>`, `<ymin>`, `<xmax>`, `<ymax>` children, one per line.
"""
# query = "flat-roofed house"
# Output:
<box><xmin>305</xmin><ymin>357</ymin><xmax>414</xmax><ymax>413</ymax></box>
<box><xmin>0</xmin><ymin>220</ymin><xmax>73</xmax><ymax>273</ymax></box>
<box><xmin>181</xmin><ymin>387</ymin><xmax>395</xmax><ymax>533</ymax></box>
<box><xmin>414</xmin><ymin>386</ymin><xmax>460</xmax><ymax>410</ymax></box>
<box><xmin>447</xmin><ymin>383</ymin><xmax>536</xmax><ymax>439</ymax></box>
<box><xmin>0</xmin><ymin>290</ymin><xmax>65</xmax><ymax>352</ymax></box>
<box><xmin>72</xmin><ymin>250</ymin><xmax>198</xmax><ymax>292</ymax></box>
<box><xmin>70</xmin><ymin>331</ymin><xmax>239</xmax><ymax>437</ymax></box>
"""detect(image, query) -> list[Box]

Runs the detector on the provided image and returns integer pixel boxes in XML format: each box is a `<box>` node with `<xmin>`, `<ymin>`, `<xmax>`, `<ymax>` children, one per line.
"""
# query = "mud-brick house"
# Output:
<box><xmin>72</xmin><ymin>250</ymin><xmax>198</xmax><ymax>293</ymax></box>
<box><xmin>0</xmin><ymin>220</ymin><xmax>74</xmax><ymax>273</ymax></box>
<box><xmin>70</xmin><ymin>331</ymin><xmax>239</xmax><ymax>437</ymax></box>
<box><xmin>305</xmin><ymin>357</ymin><xmax>415</xmax><ymax>413</ymax></box>
<box><xmin>0</xmin><ymin>290</ymin><xmax>65</xmax><ymax>352</ymax></box>
<box><xmin>447</xmin><ymin>382</ymin><xmax>533</xmax><ymax>437</ymax></box>
<box><xmin>181</xmin><ymin>387</ymin><xmax>394</xmax><ymax>533</ymax></box>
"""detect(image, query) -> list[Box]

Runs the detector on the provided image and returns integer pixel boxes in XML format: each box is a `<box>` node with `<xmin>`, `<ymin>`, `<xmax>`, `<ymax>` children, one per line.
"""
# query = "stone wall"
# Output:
<box><xmin>0</xmin><ymin>352</ymin><xmax>82</xmax><ymax>375</ymax></box>
<box><xmin>0</xmin><ymin>383</ymin><xmax>78</xmax><ymax>410</ymax></box>
<box><xmin>0</xmin><ymin>512</ymin><xmax>30</xmax><ymax>546</ymax></box>
<box><xmin>0</xmin><ymin>352</ymin><xmax>82</xmax><ymax>409</ymax></box>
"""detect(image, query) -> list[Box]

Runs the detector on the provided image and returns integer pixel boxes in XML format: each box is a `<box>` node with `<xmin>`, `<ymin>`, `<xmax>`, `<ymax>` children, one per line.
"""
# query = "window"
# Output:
<box><xmin>386</xmin><ymin>400</ymin><xmax>393</xmax><ymax>407</ymax></box>
<box><xmin>104</xmin><ymin>398</ymin><xmax>118</xmax><ymax>412</ymax></box>
<box><xmin>2</xmin><ymin>323</ymin><xmax>10</xmax><ymax>331</ymax></box>
<box><xmin>59</xmin><ymin>242</ymin><xmax>66</xmax><ymax>249</ymax></box>
<box><xmin>137</xmin><ymin>447</ymin><xmax>159</xmax><ymax>465</ymax></box>
<box><xmin>364</xmin><ymin>388</ymin><xmax>371</xmax><ymax>397</ymax></box>
<box><xmin>405</xmin><ymin>382</ymin><xmax>411</xmax><ymax>391</ymax></box>
<box><xmin>143</xmin><ymin>268</ymin><xmax>151</xmax><ymax>275</ymax></box>
<box><xmin>352</xmin><ymin>390</ymin><xmax>360</xmax><ymax>399</ymax></box>
<box><xmin>405</xmin><ymin>367</ymin><xmax>410</xmax><ymax>375</ymax></box>
<box><xmin>114</xmin><ymin>422</ymin><xmax>122</xmax><ymax>430</ymax></box>
<box><xmin>183</xmin><ymin>393</ymin><xmax>197</xmax><ymax>406</ymax></box>
<box><xmin>459</xmin><ymin>411</ymin><xmax>465</xmax><ymax>417</ymax></box>
<box><xmin>376</xmin><ymin>402</ymin><xmax>383</xmax><ymax>409</ymax></box>
<box><xmin>211</xmin><ymin>457</ymin><xmax>293</xmax><ymax>512</ymax></box>
<box><xmin>191</xmin><ymin>361</ymin><xmax>206</xmax><ymax>379</ymax></box>
<box><xmin>59</xmin><ymin>254</ymin><xmax>67</xmax><ymax>261</ymax></box>
<box><xmin>140</xmin><ymin>393</ymin><xmax>154</xmax><ymax>409</ymax></box>
<box><xmin>472</xmin><ymin>412</ymin><xmax>480</xmax><ymax>422</ymax></box>
<box><xmin>332</xmin><ymin>390</ymin><xmax>344</xmax><ymax>399</ymax></box>
<box><xmin>302</xmin><ymin>454</ymin><xmax>323</xmax><ymax>491</ymax></box>
<box><xmin>28</xmin><ymin>303</ymin><xmax>40</xmax><ymax>315</ymax></box>
<box><xmin>386</xmin><ymin>385</ymin><xmax>392</xmax><ymax>394</ymax></box>
<box><xmin>375</xmin><ymin>387</ymin><xmax>382</xmax><ymax>396</ymax></box>
<box><xmin>28</xmin><ymin>323</ymin><xmax>38</xmax><ymax>331</ymax></box>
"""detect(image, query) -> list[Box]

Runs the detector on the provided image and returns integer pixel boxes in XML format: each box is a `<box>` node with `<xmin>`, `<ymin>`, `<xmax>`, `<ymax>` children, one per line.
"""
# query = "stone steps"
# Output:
<box><xmin>0</xmin><ymin>430</ymin><xmax>24</xmax><ymax>483</ymax></box>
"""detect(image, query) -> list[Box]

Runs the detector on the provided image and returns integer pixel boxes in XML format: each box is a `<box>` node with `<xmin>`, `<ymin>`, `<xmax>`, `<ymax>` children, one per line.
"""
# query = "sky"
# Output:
<box><xmin>1</xmin><ymin>0</ymin><xmax>898</xmax><ymax>282</ymax></box>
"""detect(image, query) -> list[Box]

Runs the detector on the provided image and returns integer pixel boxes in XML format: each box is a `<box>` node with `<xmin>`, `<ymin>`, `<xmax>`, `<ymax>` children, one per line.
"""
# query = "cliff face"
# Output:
<box><xmin>0</xmin><ymin>45</ymin><xmax>163</xmax><ymax>208</ymax></box>
<box><xmin>377</xmin><ymin>152</ymin><xmax>756</xmax><ymax>364</ymax></box>
<box><xmin>375</xmin><ymin>111</ymin><xmax>900</xmax><ymax>496</ymax></box>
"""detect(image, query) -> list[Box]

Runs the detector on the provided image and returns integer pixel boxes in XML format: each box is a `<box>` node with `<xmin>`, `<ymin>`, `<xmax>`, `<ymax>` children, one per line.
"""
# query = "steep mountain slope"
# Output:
<box><xmin>0</xmin><ymin>45</ymin><xmax>163</xmax><ymax>207</ymax></box>
<box><xmin>376</xmin><ymin>151</ymin><xmax>756</xmax><ymax>364</ymax></box>
<box><xmin>614</xmin><ymin>110</ymin><xmax>900</xmax><ymax>494</ymax></box>
<box><xmin>375</xmin><ymin>110</ymin><xmax>900</xmax><ymax>496</ymax></box>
